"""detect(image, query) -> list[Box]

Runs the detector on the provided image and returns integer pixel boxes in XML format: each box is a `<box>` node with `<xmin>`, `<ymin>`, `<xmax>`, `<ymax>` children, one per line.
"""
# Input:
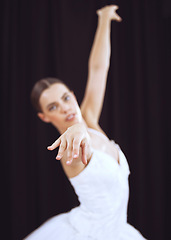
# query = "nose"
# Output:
<box><xmin>60</xmin><ymin>103</ymin><xmax>70</xmax><ymax>113</ymax></box>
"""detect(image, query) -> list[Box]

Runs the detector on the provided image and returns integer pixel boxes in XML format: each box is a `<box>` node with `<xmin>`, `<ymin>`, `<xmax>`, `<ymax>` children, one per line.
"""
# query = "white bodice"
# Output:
<box><xmin>69</xmin><ymin>130</ymin><xmax>130</xmax><ymax>239</ymax></box>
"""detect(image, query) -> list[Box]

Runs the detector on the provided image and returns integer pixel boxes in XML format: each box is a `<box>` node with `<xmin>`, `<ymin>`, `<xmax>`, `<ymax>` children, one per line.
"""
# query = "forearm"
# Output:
<box><xmin>81</xmin><ymin>15</ymin><xmax>112</xmax><ymax>123</ymax></box>
<box><xmin>88</xmin><ymin>16</ymin><xmax>111</xmax><ymax>71</ymax></box>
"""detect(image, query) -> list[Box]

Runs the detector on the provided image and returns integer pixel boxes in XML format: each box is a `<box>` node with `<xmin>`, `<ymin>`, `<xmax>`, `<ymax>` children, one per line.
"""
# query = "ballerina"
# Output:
<box><xmin>26</xmin><ymin>5</ymin><xmax>147</xmax><ymax>240</ymax></box>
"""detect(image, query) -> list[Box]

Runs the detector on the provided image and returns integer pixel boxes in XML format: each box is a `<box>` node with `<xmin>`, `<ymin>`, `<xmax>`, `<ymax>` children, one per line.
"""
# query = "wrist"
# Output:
<box><xmin>98</xmin><ymin>15</ymin><xmax>111</xmax><ymax>25</ymax></box>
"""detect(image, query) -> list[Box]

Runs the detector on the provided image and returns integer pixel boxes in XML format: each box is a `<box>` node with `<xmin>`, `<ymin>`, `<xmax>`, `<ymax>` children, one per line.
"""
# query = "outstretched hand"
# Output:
<box><xmin>47</xmin><ymin>123</ymin><xmax>92</xmax><ymax>165</ymax></box>
<box><xmin>97</xmin><ymin>5</ymin><xmax>122</xmax><ymax>22</ymax></box>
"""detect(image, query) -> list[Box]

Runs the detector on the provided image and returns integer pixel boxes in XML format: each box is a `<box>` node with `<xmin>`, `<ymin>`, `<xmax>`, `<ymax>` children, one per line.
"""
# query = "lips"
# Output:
<box><xmin>65</xmin><ymin>113</ymin><xmax>76</xmax><ymax>121</ymax></box>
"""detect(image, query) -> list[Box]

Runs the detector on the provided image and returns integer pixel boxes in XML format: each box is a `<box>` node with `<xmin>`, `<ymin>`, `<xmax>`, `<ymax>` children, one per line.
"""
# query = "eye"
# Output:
<box><xmin>64</xmin><ymin>95</ymin><xmax>70</xmax><ymax>101</ymax></box>
<box><xmin>49</xmin><ymin>105</ymin><xmax>57</xmax><ymax>112</ymax></box>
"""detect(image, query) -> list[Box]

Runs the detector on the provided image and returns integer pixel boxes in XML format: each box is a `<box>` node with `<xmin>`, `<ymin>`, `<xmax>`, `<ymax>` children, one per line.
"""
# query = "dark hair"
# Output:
<box><xmin>30</xmin><ymin>77</ymin><xmax>67</xmax><ymax>112</ymax></box>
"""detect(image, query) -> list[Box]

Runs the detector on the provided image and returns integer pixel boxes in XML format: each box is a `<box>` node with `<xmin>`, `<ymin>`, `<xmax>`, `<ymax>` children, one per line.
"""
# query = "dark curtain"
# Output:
<box><xmin>1</xmin><ymin>0</ymin><xmax>170</xmax><ymax>239</ymax></box>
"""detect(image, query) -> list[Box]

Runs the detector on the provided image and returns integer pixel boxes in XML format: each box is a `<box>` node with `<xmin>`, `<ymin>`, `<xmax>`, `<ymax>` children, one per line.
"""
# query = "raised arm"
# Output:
<box><xmin>81</xmin><ymin>5</ymin><xmax>122</xmax><ymax>130</ymax></box>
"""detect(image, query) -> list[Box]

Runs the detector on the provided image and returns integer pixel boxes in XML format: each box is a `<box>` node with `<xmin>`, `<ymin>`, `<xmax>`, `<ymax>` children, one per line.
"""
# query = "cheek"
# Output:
<box><xmin>47</xmin><ymin>113</ymin><xmax>62</xmax><ymax>122</ymax></box>
<box><xmin>53</xmin><ymin>114</ymin><xmax>63</xmax><ymax>121</ymax></box>
<box><xmin>71</xmin><ymin>99</ymin><xmax>79</xmax><ymax>108</ymax></box>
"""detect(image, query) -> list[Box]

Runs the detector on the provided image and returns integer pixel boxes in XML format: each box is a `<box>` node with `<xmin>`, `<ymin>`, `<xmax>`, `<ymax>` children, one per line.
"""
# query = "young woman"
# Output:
<box><xmin>26</xmin><ymin>5</ymin><xmax>147</xmax><ymax>240</ymax></box>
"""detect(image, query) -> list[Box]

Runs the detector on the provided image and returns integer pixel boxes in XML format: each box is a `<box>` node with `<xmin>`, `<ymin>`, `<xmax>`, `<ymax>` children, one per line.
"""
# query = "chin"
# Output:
<box><xmin>68</xmin><ymin>119</ymin><xmax>80</xmax><ymax>127</ymax></box>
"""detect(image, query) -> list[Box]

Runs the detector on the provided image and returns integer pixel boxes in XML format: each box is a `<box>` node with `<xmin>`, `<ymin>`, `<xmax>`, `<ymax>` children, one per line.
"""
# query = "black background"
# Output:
<box><xmin>1</xmin><ymin>0</ymin><xmax>171</xmax><ymax>239</ymax></box>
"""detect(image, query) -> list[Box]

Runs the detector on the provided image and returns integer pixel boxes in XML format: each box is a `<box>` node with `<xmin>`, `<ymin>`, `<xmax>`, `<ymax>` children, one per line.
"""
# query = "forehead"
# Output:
<box><xmin>39</xmin><ymin>83</ymin><xmax>69</xmax><ymax>106</ymax></box>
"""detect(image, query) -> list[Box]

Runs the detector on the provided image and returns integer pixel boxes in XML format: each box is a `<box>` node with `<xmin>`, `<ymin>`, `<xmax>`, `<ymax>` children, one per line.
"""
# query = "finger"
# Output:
<box><xmin>56</xmin><ymin>140</ymin><xmax>67</xmax><ymax>160</ymax></box>
<box><xmin>47</xmin><ymin>138</ymin><xmax>61</xmax><ymax>150</ymax></box>
<box><xmin>113</xmin><ymin>5</ymin><xmax>119</xmax><ymax>10</ymax></box>
<box><xmin>72</xmin><ymin>137</ymin><xmax>81</xmax><ymax>159</ymax></box>
<box><xmin>66</xmin><ymin>139</ymin><xmax>73</xmax><ymax>162</ymax></box>
<box><xmin>81</xmin><ymin>140</ymin><xmax>87</xmax><ymax>165</ymax></box>
<box><xmin>115</xmin><ymin>13</ymin><xmax>122</xmax><ymax>22</ymax></box>
<box><xmin>66</xmin><ymin>159</ymin><xmax>73</xmax><ymax>165</ymax></box>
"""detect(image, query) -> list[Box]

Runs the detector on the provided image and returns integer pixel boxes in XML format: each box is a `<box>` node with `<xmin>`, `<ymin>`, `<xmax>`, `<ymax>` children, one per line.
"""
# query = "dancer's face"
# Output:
<box><xmin>38</xmin><ymin>83</ymin><xmax>82</xmax><ymax>133</ymax></box>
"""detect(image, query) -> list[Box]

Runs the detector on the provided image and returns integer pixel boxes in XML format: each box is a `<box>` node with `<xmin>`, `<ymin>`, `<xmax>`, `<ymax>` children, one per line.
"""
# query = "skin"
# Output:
<box><xmin>38</xmin><ymin>83</ymin><xmax>83</xmax><ymax>134</ymax></box>
<box><xmin>37</xmin><ymin>5</ymin><xmax>122</xmax><ymax>178</ymax></box>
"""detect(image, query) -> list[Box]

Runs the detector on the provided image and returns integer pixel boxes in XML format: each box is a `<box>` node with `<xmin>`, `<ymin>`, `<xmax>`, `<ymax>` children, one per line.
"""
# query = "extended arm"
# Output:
<box><xmin>81</xmin><ymin>5</ymin><xmax>122</xmax><ymax>130</ymax></box>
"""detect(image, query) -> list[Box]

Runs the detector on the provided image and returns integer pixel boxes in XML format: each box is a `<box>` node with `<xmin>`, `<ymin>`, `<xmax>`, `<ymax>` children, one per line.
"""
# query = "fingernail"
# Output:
<box><xmin>66</xmin><ymin>160</ymin><xmax>71</xmax><ymax>165</ymax></box>
<box><xmin>73</xmin><ymin>154</ymin><xmax>78</xmax><ymax>158</ymax></box>
<box><xmin>56</xmin><ymin>155</ymin><xmax>60</xmax><ymax>160</ymax></box>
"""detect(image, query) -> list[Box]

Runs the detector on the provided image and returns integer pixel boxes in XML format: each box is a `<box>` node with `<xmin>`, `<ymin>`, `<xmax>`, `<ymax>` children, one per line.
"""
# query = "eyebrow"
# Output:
<box><xmin>46</xmin><ymin>102</ymin><xmax>57</xmax><ymax>109</ymax></box>
<box><xmin>46</xmin><ymin>92</ymin><xmax>69</xmax><ymax>109</ymax></box>
<box><xmin>61</xmin><ymin>92</ymin><xmax>69</xmax><ymax>100</ymax></box>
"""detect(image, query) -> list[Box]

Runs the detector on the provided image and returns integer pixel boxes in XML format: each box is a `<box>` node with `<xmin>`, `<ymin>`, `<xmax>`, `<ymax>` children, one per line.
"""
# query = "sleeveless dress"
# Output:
<box><xmin>25</xmin><ymin>129</ymin><xmax>147</xmax><ymax>240</ymax></box>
